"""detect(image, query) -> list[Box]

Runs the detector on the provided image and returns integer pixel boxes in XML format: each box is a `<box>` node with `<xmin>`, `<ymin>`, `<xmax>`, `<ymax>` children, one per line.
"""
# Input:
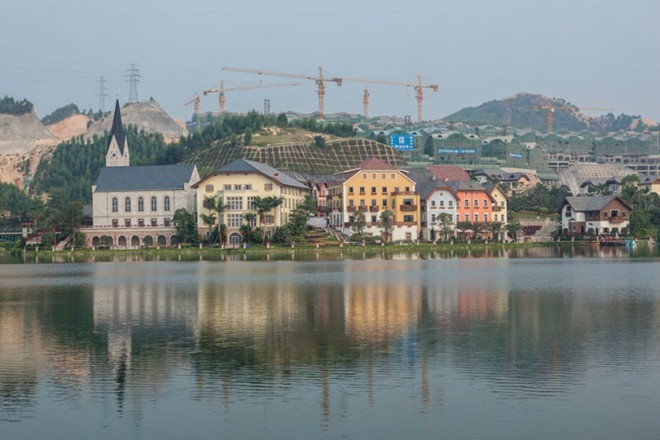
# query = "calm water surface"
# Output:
<box><xmin>1</xmin><ymin>247</ymin><xmax>660</xmax><ymax>439</ymax></box>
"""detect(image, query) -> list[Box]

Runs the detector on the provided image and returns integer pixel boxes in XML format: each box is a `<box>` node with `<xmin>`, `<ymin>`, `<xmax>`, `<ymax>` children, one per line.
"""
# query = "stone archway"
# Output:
<box><xmin>157</xmin><ymin>235</ymin><xmax>167</xmax><ymax>247</ymax></box>
<box><xmin>92</xmin><ymin>236</ymin><xmax>101</xmax><ymax>247</ymax></box>
<box><xmin>117</xmin><ymin>236</ymin><xmax>127</xmax><ymax>248</ymax></box>
<box><xmin>143</xmin><ymin>235</ymin><xmax>154</xmax><ymax>248</ymax></box>
<box><xmin>131</xmin><ymin>235</ymin><xmax>140</xmax><ymax>248</ymax></box>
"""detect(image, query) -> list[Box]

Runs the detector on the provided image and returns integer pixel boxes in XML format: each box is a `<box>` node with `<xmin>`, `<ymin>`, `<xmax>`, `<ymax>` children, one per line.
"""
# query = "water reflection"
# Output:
<box><xmin>1</xmin><ymin>257</ymin><xmax>660</xmax><ymax>439</ymax></box>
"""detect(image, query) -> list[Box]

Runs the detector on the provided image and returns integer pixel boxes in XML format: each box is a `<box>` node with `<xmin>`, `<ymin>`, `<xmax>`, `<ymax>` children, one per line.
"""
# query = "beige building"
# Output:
<box><xmin>192</xmin><ymin>159</ymin><xmax>309</xmax><ymax>245</ymax></box>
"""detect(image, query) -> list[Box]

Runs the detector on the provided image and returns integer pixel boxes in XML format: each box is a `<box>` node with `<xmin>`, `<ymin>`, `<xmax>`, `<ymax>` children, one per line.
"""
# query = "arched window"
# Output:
<box><xmin>125</xmin><ymin>197</ymin><xmax>131</xmax><ymax>212</ymax></box>
<box><xmin>112</xmin><ymin>197</ymin><xmax>118</xmax><ymax>213</ymax></box>
<box><xmin>151</xmin><ymin>196</ymin><xmax>157</xmax><ymax>212</ymax></box>
<box><xmin>138</xmin><ymin>197</ymin><xmax>144</xmax><ymax>212</ymax></box>
<box><xmin>164</xmin><ymin>196</ymin><xmax>171</xmax><ymax>212</ymax></box>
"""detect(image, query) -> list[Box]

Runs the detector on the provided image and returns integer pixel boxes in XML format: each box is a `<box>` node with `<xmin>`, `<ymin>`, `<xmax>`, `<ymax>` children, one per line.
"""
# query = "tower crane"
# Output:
<box><xmin>184</xmin><ymin>93</ymin><xmax>201</xmax><ymax>116</ymax></box>
<box><xmin>534</xmin><ymin>105</ymin><xmax>614</xmax><ymax>133</ymax></box>
<box><xmin>203</xmin><ymin>80</ymin><xmax>301</xmax><ymax>113</ymax></box>
<box><xmin>340</xmin><ymin>75</ymin><xmax>439</xmax><ymax>123</ymax></box>
<box><xmin>222</xmin><ymin>66</ymin><xmax>342</xmax><ymax>119</ymax></box>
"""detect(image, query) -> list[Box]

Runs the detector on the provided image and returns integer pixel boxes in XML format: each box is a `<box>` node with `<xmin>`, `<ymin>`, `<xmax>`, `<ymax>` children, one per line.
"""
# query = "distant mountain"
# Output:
<box><xmin>444</xmin><ymin>93</ymin><xmax>656</xmax><ymax>133</ymax></box>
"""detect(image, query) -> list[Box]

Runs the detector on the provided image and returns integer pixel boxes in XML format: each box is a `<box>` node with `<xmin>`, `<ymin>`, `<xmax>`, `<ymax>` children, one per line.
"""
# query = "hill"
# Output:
<box><xmin>86</xmin><ymin>99</ymin><xmax>187</xmax><ymax>142</ymax></box>
<box><xmin>187</xmin><ymin>138</ymin><xmax>405</xmax><ymax>176</ymax></box>
<box><xmin>444</xmin><ymin>93</ymin><xmax>655</xmax><ymax>133</ymax></box>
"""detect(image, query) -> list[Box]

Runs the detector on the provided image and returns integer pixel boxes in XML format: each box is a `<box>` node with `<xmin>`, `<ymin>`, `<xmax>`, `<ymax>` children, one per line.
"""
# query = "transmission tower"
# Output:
<box><xmin>97</xmin><ymin>76</ymin><xmax>108</xmax><ymax>112</ymax></box>
<box><xmin>126</xmin><ymin>64</ymin><xmax>140</xmax><ymax>103</ymax></box>
<box><xmin>264</xmin><ymin>99</ymin><xmax>271</xmax><ymax>115</ymax></box>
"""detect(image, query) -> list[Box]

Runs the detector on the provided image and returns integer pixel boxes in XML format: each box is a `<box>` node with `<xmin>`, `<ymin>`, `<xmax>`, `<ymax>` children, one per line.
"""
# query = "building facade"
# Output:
<box><xmin>327</xmin><ymin>158</ymin><xmax>420</xmax><ymax>241</ymax></box>
<box><xmin>417</xmin><ymin>180</ymin><xmax>458</xmax><ymax>241</ymax></box>
<box><xmin>561</xmin><ymin>195</ymin><xmax>632</xmax><ymax>236</ymax></box>
<box><xmin>192</xmin><ymin>159</ymin><xmax>309</xmax><ymax>245</ymax></box>
<box><xmin>84</xmin><ymin>100</ymin><xmax>199</xmax><ymax>248</ymax></box>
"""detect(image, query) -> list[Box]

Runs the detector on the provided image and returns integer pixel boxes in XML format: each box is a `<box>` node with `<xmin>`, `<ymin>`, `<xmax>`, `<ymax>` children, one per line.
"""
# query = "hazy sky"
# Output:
<box><xmin>2</xmin><ymin>0</ymin><xmax>659</xmax><ymax>122</ymax></box>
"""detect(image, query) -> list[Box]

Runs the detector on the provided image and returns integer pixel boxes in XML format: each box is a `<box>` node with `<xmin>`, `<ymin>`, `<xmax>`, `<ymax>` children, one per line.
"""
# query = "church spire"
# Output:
<box><xmin>105</xmin><ymin>99</ymin><xmax>130</xmax><ymax>167</ymax></box>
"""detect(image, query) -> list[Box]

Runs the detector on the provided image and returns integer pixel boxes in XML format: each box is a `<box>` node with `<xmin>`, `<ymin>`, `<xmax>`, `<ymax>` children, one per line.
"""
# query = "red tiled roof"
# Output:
<box><xmin>357</xmin><ymin>157</ymin><xmax>397</xmax><ymax>171</ymax></box>
<box><xmin>426</xmin><ymin>165</ymin><xmax>470</xmax><ymax>182</ymax></box>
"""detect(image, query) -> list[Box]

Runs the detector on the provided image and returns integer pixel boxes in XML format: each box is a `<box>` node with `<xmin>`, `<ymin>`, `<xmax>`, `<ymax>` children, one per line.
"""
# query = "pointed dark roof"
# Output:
<box><xmin>108</xmin><ymin>100</ymin><xmax>127</xmax><ymax>154</ymax></box>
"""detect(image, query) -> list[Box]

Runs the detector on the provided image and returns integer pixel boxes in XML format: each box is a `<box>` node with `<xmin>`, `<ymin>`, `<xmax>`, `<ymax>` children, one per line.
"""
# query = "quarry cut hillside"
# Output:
<box><xmin>188</xmin><ymin>138</ymin><xmax>405</xmax><ymax>175</ymax></box>
<box><xmin>0</xmin><ymin>111</ymin><xmax>59</xmax><ymax>186</ymax></box>
<box><xmin>86</xmin><ymin>100</ymin><xmax>187</xmax><ymax>142</ymax></box>
<box><xmin>46</xmin><ymin>114</ymin><xmax>91</xmax><ymax>141</ymax></box>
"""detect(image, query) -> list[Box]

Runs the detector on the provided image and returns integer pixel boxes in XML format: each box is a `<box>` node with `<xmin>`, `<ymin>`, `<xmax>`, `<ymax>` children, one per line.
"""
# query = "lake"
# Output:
<box><xmin>1</xmin><ymin>246</ymin><xmax>660</xmax><ymax>439</ymax></box>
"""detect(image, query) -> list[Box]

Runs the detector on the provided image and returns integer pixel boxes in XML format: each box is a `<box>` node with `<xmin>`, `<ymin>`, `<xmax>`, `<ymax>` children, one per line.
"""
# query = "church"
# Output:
<box><xmin>83</xmin><ymin>100</ymin><xmax>199</xmax><ymax>248</ymax></box>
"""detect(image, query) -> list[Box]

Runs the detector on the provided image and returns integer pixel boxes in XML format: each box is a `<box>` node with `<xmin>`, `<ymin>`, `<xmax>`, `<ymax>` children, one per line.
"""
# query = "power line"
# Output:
<box><xmin>125</xmin><ymin>64</ymin><xmax>140</xmax><ymax>103</ymax></box>
<box><xmin>97</xmin><ymin>76</ymin><xmax>108</xmax><ymax>112</ymax></box>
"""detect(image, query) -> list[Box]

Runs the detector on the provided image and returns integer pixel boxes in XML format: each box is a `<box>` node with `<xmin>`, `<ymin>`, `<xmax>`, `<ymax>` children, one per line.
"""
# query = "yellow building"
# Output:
<box><xmin>485</xmin><ymin>183</ymin><xmax>509</xmax><ymax>225</ymax></box>
<box><xmin>192</xmin><ymin>159</ymin><xmax>309</xmax><ymax>245</ymax></box>
<box><xmin>327</xmin><ymin>158</ymin><xmax>420</xmax><ymax>241</ymax></box>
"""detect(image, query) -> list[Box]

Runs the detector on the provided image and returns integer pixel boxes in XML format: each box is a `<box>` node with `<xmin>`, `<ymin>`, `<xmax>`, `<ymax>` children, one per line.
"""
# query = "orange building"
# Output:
<box><xmin>446</xmin><ymin>180</ymin><xmax>496</xmax><ymax>235</ymax></box>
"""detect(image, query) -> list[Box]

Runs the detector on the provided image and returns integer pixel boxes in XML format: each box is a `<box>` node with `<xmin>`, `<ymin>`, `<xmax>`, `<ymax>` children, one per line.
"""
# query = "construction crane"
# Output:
<box><xmin>222</xmin><ymin>66</ymin><xmax>342</xmax><ymax>119</ymax></box>
<box><xmin>534</xmin><ymin>105</ymin><xmax>614</xmax><ymax>133</ymax></box>
<box><xmin>203</xmin><ymin>80</ymin><xmax>301</xmax><ymax>113</ymax></box>
<box><xmin>340</xmin><ymin>75</ymin><xmax>439</xmax><ymax>123</ymax></box>
<box><xmin>184</xmin><ymin>93</ymin><xmax>201</xmax><ymax>116</ymax></box>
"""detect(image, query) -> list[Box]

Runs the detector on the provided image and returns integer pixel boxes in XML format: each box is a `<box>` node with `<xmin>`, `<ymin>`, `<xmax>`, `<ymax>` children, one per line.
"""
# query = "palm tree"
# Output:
<box><xmin>490</xmin><ymin>221</ymin><xmax>504</xmax><ymax>242</ymax></box>
<box><xmin>379</xmin><ymin>210</ymin><xmax>394</xmax><ymax>243</ymax></box>
<box><xmin>200</xmin><ymin>213</ymin><xmax>216</xmax><ymax>243</ymax></box>
<box><xmin>253</xmin><ymin>196</ymin><xmax>283</xmax><ymax>241</ymax></box>
<box><xmin>437</xmin><ymin>213</ymin><xmax>453</xmax><ymax>241</ymax></box>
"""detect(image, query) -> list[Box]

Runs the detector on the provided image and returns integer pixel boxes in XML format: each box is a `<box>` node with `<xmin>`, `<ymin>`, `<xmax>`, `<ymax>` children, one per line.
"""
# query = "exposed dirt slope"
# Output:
<box><xmin>46</xmin><ymin>114</ymin><xmax>90</xmax><ymax>141</ymax></box>
<box><xmin>86</xmin><ymin>100</ymin><xmax>187</xmax><ymax>142</ymax></box>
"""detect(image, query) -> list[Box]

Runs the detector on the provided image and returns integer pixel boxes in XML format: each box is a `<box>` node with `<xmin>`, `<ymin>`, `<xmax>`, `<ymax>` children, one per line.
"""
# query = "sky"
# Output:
<box><xmin>2</xmin><ymin>0</ymin><xmax>659</xmax><ymax>122</ymax></box>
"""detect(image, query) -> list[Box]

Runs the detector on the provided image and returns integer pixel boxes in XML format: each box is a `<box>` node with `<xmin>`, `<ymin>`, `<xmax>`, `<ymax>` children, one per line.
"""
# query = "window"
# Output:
<box><xmin>138</xmin><ymin>197</ymin><xmax>144</xmax><ymax>212</ymax></box>
<box><xmin>164</xmin><ymin>196</ymin><xmax>171</xmax><ymax>212</ymax></box>
<box><xmin>474</xmin><ymin>213</ymin><xmax>479</xmax><ymax>222</ymax></box>
<box><xmin>381</xmin><ymin>174</ymin><xmax>386</xmax><ymax>179</ymax></box>
<box><xmin>125</xmin><ymin>197</ymin><xmax>131</xmax><ymax>212</ymax></box>
<box><xmin>371</xmin><ymin>174</ymin><xmax>377</xmax><ymax>179</ymax></box>
<box><xmin>362</xmin><ymin>173</ymin><xmax>367</xmax><ymax>179</ymax></box>
<box><xmin>465</xmin><ymin>214</ymin><xmax>470</xmax><ymax>221</ymax></box>
<box><xmin>264</xmin><ymin>183</ymin><xmax>273</xmax><ymax>191</ymax></box>
<box><xmin>431</xmin><ymin>214</ymin><xmax>436</xmax><ymax>223</ymax></box>
<box><xmin>247</xmin><ymin>196</ymin><xmax>256</xmax><ymax>210</ymax></box>
<box><xmin>245</xmin><ymin>184</ymin><xmax>252</xmax><ymax>190</ymax></box>
<box><xmin>394</xmin><ymin>187</ymin><xmax>400</xmax><ymax>193</ymax></box>
<box><xmin>151</xmin><ymin>197</ymin><xmax>157</xmax><ymax>211</ymax></box>
<box><xmin>371</xmin><ymin>199</ymin><xmax>377</xmax><ymax>206</ymax></box>
<box><xmin>205</xmin><ymin>184</ymin><xmax>214</xmax><ymax>193</ymax></box>
<box><xmin>382</xmin><ymin>199</ymin><xmax>388</xmax><ymax>207</ymax></box>
<box><xmin>138</xmin><ymin>218</ymin><xmax>144</xmax><ymax>227</ymax></box>
<box><xmin>227</xmin><ymin>196</ymin><xmax>243</xmax><ymax>210</ymax></box>
<box><xmin>265</xmin><ymin>215</ymin><xmax>274</xmax><ymax>225</ymax></box>
<box><xmin>464</xmin><ymin>199</ymin><xmax>469</xmax><ymax>207</ymax></box>
<box><xmin>474</xmin><ymin>199</ymin><xmax>479</xmax><ymax>207</ymax></box>
<box><xmin>484</xmin><ymin>199</ymin><xmax>488</xmax><ymax>208</ymax></box>
<box><xmin>500</xmin><ymin>201</ymin><xmax>505</xmax><ymax>207</ymax></box>
<box><xmin>224</xmin><ymin>184</ymin><xmax>232</xmax><ymax>191</ymax></box>
<box><xmin>405</xmin><ymin>187</ymin><xmax>410</xmax><ymax>192</ymax></box>
<box><xmin>371</xmin><ymin>187</ymin><xmax>377</xmax><ymax>194</ymax></box>
<box><xmin>112</xmin><ymin>219</ymin><xmax>118</xmax><ymax>227</ymax></box>
<box><xmin>348</xmin><ymin>199</ymin><xmax>354</xmax><ymax>207</ymax></box>
<box><xmin>494</xmin><ymin>214</ymin><xmax>498</xmax><ymax>222</ymax></box>
<box><xmin>611</xmin><ymin>209</ymin><xmax>619</xmax><ymax>218</ymax></box>
<box><xmin>448</xmin><ymin>200</ymin><xmax>453</xmax><ymax>207</ymax></box>
<box><xmin>164</xmin><ymin>218</ymin><xmax>170</xmax><ymax>226</ymax></box>
<box><xmin>227</xmin><ymin>214</ymin><xmax>243</xmax><ymax>227</ymax></box>
<box><xmin>371</xmin><ymin>216</ymin><xmax>377</xmax><ymax>223</ymax></box>
<box><xmin>359</xmin><ymin>187</ymin><xmax>365</xmax><ymax>194</ymax></box>
<box><xmin>112</xmin><ymin>197</ymin><xmax>118</xmax><ymax>213</ymax></box>
<box><xmin>360</xmin><ymin>199</ymin><xmax>366</xmax><ymax>207</ymax></box>
<box><xmin>349</xmin><ymin>187</ymin><xmax>354</xmax><ymax>194</ymax></box>
<box><xmin>431</xmin><ymin>200</ymin><xmax>436</xmax><ymax>207</ymax></box>
<box><xmin>403</xmin><ymin>199</ymin><xmax>414</xmax><ymax>206</ymax></box>
<box><xmin>125</xmin><ymin>219</ymin><xmax>131</xmax><ymax>227</ymax></box>
<box><xmin>234</xmin><ymin>184</ymin><xmax>242</xmax><ymax>190</ymax></box>
<box><xmin>382</xmin><ymin>187</ymin><xmax>387</xmax><ymax>194</ymax></box>
<box><xmin>151</xmin><ymin>218</ymin><xmax>157</xmax><ymax>226</ymax></box>
<box><xmin>439</xmin><ymin>200</ymin><xmax>444</xmax><ymax>207</ymax></box>
<box><xmin>403</xmin><ymin>215</ymin><xmax>414</xmax><ymax>222</ymax></box>
<box><xmin>247</xmin><ymin>216</ymin><xmax>257</xmax><ymax>227</ymax></box>
<box><xmin>391</xmin><ymin>173</ymin><xmax>396</xmax><ymax>179</ymax></box>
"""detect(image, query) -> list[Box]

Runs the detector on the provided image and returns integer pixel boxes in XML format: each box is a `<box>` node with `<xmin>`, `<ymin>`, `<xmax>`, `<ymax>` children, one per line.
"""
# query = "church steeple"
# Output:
<box><xmin>105</xmin><ymin>99</ymin><xmax>130</xmax><ymax>167</ymax></box>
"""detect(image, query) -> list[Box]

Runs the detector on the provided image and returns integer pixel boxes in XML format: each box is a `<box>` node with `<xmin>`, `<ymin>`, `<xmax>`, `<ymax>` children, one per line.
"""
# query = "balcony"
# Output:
<box><xmin>347</xmin><ymin>206</ymin><xmax>356</xmax><ymax>212</ymax></box>
<box><xmin>369</xmin><ymin>205</ymin><xmax>379</xmax><ymax>212</ymax></box>
<box><xmin>358</xmin><ymin>206</ymin><xmax>368</xmax><ymax>212</ymax></box>
<box><xmin>400</xmin><ymin>204</ymin><xmax>418</xmax><ymax>212</ymax></box>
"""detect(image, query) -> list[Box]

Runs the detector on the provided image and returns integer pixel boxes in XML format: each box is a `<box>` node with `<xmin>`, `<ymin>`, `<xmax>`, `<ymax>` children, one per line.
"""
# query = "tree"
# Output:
<box><xmin>437</xmin><ymin>213</ymin><xmax>453</xmax><ymax>241</ymax></box>
<box><xmin>457</xmin><ymin>221</ymin><xmax>473</xmax><ymax>239</ymax></box>
<box><xmin>172</xmin><ymin>208</ymin><xmax>199</xmax><ymax>244</ymax></box>
<box><xmin>506</xmin><ymin>220</ymin><xmax>522</xmax><ymax>241</ymax></box>
<box><xmin>276</xmin><ymin>113</ymin><xmax>288</xmax><ymax>128</ymax></box>
<box><xmin>254</xmin><ymin>196</ymin><xmax>283</xmax><ymax>240</ymax></box>
<box><xmin>379</xmin><ymin>210</ymin><xmax>394</xmax><ymax>242</ymax></box>
<box><xmin>375</xmin><ymin>133</ymin><xmax>388</xmax><ymax>144</ymax></box>
<box><xmin>490</xmin><ymin>221</ymin><xmax>504</xmax><ymax>242</ymax></box>
<box><xmin>59</xmin><ymin>201</ymin><xmax>84</xmax><ymax>239</ymax></box>
<box><xmin>351</xmin><ymin>211</ymin><xmax>366</xmax><ymax>237</ymax></box>
<box><xmin>200</xmin><ymin>213</ymin><xmax>217</xmax><ymax>243</ymax></box>
<box><xmin>313</xmin><ymin>135</ymin><xmax>326</xmax><ymax>148</ymax></box>
<box><xmin>244</xmin><ymin>130</ymin><xmax>252</xmax><ymax>145</ymax></box>
<box><xmin>472</xmin><ymin>221</ymin><xmax>488</xmax><ymax>239</ymax></box>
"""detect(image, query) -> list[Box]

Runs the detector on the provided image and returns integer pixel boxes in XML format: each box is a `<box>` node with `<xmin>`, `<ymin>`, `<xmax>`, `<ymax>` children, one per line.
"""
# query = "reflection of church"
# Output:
<box><xmin>83</xmin><ymin>100</ymin><xmax>199</xmax><ymax>248</ymax></box>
